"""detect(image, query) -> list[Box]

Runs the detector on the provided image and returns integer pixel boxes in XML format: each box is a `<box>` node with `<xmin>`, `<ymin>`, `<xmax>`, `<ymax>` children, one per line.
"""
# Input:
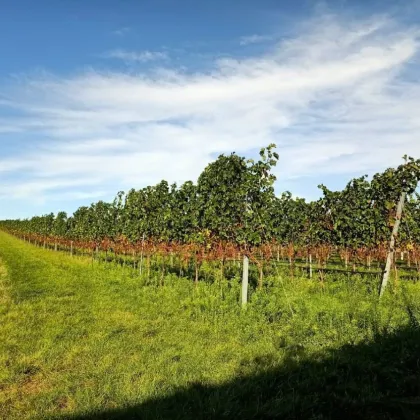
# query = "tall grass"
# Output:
<box><xmin>0</xmin><ymin>231</ymin><xmax>419</xmax><ymax>419</ymax></box>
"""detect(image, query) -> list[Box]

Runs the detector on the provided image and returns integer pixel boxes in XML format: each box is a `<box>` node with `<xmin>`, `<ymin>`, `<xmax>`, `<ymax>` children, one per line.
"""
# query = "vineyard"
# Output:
<box><xmin>2</xmin><ymin>145</ymin><xmax>420</xmax><ymax>299</ymax></box>
<box><xmin>2</xmin><ymin>146</ymin><xmax>420</xmax><ymax>419</ymax></box>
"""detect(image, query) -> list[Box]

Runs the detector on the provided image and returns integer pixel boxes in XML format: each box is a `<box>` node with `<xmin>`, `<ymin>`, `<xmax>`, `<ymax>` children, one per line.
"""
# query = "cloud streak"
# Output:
<box><xmin>103</xmin><ymin>49</ymin><xmax>168</xmax><ymax>62</ymax></box>
<box><xmin>1</xmin><ymin>14</ymin><xmax>420</xmax><ymax>215</ymax></box>
<box><xmin>112</xmin><ymin>27</ymin><xmax>131</xmax><ymax>36</ymax></box>
<box><xmin>239</xmin><ymin>34</ymin><xmax>273</xmax><ymax>45</ymax></box>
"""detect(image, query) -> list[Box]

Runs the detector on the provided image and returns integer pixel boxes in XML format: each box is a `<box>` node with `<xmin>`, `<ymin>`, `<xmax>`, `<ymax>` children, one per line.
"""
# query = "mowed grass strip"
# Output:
<box><xmin>0</xmin><ymin>231</ymin><xmax>420</xmax><ymax>419</ymax></box>
<box><xmin>0</xmin><ymin>232</ymin><xmax>273</xmax><ymax>419</ymax></box>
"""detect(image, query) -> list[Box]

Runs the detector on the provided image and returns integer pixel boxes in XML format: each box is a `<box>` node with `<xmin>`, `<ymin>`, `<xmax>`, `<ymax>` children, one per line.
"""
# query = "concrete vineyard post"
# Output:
<box><xmin>195</xmin><ymin>258</ymin><xmax>199</xmax><ymax>285</ymax></box>
<box><xmin>379</xmin><ymin>191</ymin><xmax>406</xmax><ymax>298</ymax></box>
<box><xmin>309</xmin><ymin>252</ymin><xmax>313</xmax><ymax>279</ymax></box>
<box><xmin>241</xmin><ymin>255</ymin><xmax>249</xmax><ymax>307</ymax></box>
<box><xmin>139</xmin><ymin>233</ymin><xmax>145</xmax><ymax>276</ymax></box>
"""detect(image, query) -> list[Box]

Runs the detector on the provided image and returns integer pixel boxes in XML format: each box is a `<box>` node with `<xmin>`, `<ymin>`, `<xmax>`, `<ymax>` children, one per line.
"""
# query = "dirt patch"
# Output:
<box><xmin>0</xmin><ymin>373</ymin><xmax>51</xmax><ymax>399</ymax></box>
<box><xmin>21</xmin><ymin>374</ymin><xmax>49</xmax><ymax>396</ymax></box>
<box><xmin>54</xmin><ymin>395</ymin><xmax>76</xmax><ymax>411</ymax></box>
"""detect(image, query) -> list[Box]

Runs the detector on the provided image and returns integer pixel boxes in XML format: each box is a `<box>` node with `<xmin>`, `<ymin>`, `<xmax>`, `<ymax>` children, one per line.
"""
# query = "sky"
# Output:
<box><xmin>1</xmin><ymin>0</ymin><xmax>420</xmax><ymax>219</ymax></box>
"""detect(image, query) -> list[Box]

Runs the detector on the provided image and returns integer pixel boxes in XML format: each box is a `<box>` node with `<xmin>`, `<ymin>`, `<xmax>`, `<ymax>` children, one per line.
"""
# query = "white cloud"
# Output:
<box><xmin>239</xmin><ymin>34</ymin><xmax>273</xmax><ymax>45</ymax></box>
<box><xmin>1</xmin><ymin>14</ymin><xmax>420</xmax><ymax>211</ymax></box>
<box><xmin>112</xmin><ymin>27</ymin><xmax>131</xmax><ymax>36</ymax></box>
<box><xmin>0</xmin><ymin>176</ymin><xmax>103</xmax><ymax>199</ymax></box>
<box><xmin>48</xmin><ymin>190</ymin><xmax>108</xmax><ymax>202</ymax></box>
<box><xmin>103</xmin><ymin>49</ymin><xmax>168</xmax><ymax>62</ymax></box>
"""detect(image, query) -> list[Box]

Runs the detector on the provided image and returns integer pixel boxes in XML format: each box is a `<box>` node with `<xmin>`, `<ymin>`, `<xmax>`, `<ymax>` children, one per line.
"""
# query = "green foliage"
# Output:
<box><xmin>197</xmin><ymin>144</ymin><xmax>278</xmax><ymax>247</ymax></box>
<box><xmin>1</xmin><ymin>149</ymin><xmax>420</xmax><ymax>257</ymax></box>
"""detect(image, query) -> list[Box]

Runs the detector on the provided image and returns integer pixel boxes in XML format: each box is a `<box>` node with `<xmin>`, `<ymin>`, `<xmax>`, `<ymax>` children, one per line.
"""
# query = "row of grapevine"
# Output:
<box><xmin>2</xmin><ymin>146</ymin><xmax>420</xmax><ymax>293</ymax></box>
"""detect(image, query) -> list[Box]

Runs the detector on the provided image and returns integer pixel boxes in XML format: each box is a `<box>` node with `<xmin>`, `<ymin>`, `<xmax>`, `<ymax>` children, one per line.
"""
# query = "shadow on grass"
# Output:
<box><xmin>58</xmin><ymin>325</ymin><xmax>420</xmax><ymax>420</ymax></box>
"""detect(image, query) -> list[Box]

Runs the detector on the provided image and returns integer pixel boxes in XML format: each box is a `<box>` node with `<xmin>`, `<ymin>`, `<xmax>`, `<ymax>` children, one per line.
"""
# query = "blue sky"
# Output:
<box><xmin>1</xmin><ymin>0</ymin><xmax>420</xmax><ymax>219</ymax></box>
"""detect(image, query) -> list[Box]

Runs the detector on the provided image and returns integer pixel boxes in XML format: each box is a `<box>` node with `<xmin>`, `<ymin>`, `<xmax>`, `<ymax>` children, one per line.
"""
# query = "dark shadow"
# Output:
<box><xmin>55</xmin><ymin>325</ymin><xmax>420</xmax><ymax>420</ymax></box>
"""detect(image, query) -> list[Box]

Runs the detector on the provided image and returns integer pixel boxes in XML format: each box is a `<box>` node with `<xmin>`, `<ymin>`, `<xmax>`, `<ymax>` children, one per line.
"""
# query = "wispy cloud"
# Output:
<box><xmin>112</xmin><ymin>27</ymin><xmax>131</xmax><ymax>36</ymax></box>
<box><xmin>48</xmin><ymin>190</ymin><xmax>108</xmax><ymax>202</ymax></box>
<box><xmin>103</xmin><ymin>49</ymin><xmax>168</xmax><ymax>62</ymax></box>
<box><xmin>239</xmin><ymin>34</ymin><xmax>273</xmax><ymax>45</ymax></box>
<box><xmin>1</xmin><ymin>14</ymin><xmax>420</xmax><ymax>212</ymax></box>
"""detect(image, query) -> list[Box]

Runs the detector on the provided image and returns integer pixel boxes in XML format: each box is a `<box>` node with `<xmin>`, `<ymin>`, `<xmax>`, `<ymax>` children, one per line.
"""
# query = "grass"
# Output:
<box><xmin>0</xmin><ymin>231</ymin><xmax>420</xmax><ymax>419</ymax></box>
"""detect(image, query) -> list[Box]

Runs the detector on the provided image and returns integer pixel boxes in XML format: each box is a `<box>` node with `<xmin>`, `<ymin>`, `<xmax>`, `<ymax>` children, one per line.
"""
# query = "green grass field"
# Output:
<box><xmin>1</xmin><ymin>231</ymin><xmax>420</xmax><ymax>419</ymax></box>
